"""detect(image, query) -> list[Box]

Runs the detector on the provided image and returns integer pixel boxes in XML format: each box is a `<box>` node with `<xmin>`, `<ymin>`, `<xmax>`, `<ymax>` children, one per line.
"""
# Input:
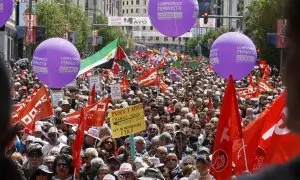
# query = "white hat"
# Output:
<box><xmin>114</xmin><ymin>163</ymin><xmax>134</xmax><ymax>176</ymax></box>
<box><xmin>85</xmin><ymin>127</ymin><xmax>100</xmax><ymax>140</ymax></box>
<box><xmin>25</xmin><ymin>135</ymin><xmax>36</xmax><ymax>142</ymax></box>
<box><xmin>149</xmin><ymin>157</ymin><xmax>164</xmax><ymax>167</ymax></box>
<box><xmin>62</xmin><ymin>100</ymin><xmax>70</xmax><ymax>105</ymax></box>
<box><xmin>48</xmin><ymin>127</ymin><xmax>58</xmax><ymax>134</ymax></box>
<box><xmin>103</xmin><ymin>174</ymin><xmax>116</xmax><ymax>180</ymax></box>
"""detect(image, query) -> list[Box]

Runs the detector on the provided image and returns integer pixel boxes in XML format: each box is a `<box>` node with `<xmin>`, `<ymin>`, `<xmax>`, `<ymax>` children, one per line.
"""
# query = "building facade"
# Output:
<box><xmin>0</xmin><ymin>4</ymin><xmax>18</xmax><ymax>62</ymax></box>
<box><xmin>120</xmin><ymin>0</ymin><xmax>189</xmax><ymax>52</ymax></box>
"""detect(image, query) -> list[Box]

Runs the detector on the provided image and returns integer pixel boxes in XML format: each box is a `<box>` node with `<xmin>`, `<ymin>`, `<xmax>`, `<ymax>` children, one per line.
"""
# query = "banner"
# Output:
<box><xmin>109</xmin><ymin>103</ymin><xmax>146</xmax><ymax>138</ymax></box>
<box><xmin>108</xmin><ymin>16</ymin><xmax>152</xmax><ymax>26</ymax></box>
<box><xmin>110</xmin><ymin>83</ymin><xmax>122</xmax><ymax>100</ymax></box>
<box><xmin>24</xmin><ymin>13</ymin><xmax>36</xmax><ymax>44</ymax></box>
<box><xmin>277</xmin><ymin>19</ymin><xmax>287</xmax><ymax>48</ymax></box>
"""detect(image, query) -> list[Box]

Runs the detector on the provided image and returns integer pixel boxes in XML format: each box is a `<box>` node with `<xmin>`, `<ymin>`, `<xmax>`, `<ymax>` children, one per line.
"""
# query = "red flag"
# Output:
<box><xmin>192</xmin><ymin>108</ymin><xmax>197</xmax><ymax>117</ymax></box>
<box><xmin>210</xmin><ymin>75</ymin><xmax>243</xmax><ymax>180</ymax></box>
<box><xmin>88</xmin><ymin>84</ymin><xmax>96</xmax><ymax>105</ymax></box>
<box><xmin>208</xmin><ymin>97</ymin><xmax>213</xmax><ymax>110</ymax></box>
<box><xmin>121</xmin><ymin>75</ymin><xmax>130</xmax><ymax>93</ymax></box>
<box><xmin>14</xmin><ymin>86</ymin><xmax>53</xmax><ymax>128</ymax></box>
<box><xmin>232</xmin><ymin>92</ymin><xmax>300</xmax><ymax>174</ymax></box>
<box><xmin>66</xmin><ymin>97</ymin><xmax>110</xmax><ymax>129</ymax></box>
<box><xmin>257</xmin><ymin>78</ymin><xmax>274</xmax><ymax>92</ymax></box>
<box><xmin>258</xmin><ymin>60</ymin><xmax>267</xmax><ymax>72</ymax></box>
<box><xmin>159</xmin><ymin>79</ymin><xmax>167</xmax><ymax>93</ymax></box>
<box><xmin>138</xmin><ymin>68</ymin><xmax>159</xmax><ymax>87</ymax></box>
<box><xmin>73</xmin><ymin>108</ymin><xmax>86</xmax><ymax>175</ymax></box>
<box><xmin>262</xmin><ymin>65</ymin><xmax>271</xmax><ymax>80</ymax></box>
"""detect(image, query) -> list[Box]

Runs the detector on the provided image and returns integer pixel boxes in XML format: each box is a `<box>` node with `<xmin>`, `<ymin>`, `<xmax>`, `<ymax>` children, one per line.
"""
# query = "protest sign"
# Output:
<box><xmin>109</xmin><ymin>103</ymin><xmax>146</xmax><ymax>138</ymax></box>
<box><xmin>89</xmin><ymin>75</ymin><xmax>101</xmax><ymax>92</ymax></box>
<box><xmin>110</xmin><ymin>83</ymin><xmax>122</xmax><ymax>100</ymax></box>
<box><xmin>50</xmin><ymin>90</ymin><xmax>64</xmax><ymax>107</ymax></box>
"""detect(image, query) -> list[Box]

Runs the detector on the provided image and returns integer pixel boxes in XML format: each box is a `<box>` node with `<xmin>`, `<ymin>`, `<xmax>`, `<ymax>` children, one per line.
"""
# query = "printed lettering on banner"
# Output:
<box><xmin>20</xmin><ymin>95</ymin><xmax>47</xmax><ymax>125</ymax></box>
<box><xmin>109</xmin><ymin>103</ymin><xmax>146</xmax><ymax>138</ymax></box>
<box><xmin>89</xmin><ymin>75</ymin><xmax>101</xmax><ymax>92</ymax></box>
<box><xmin>50</xmin><ymin>90</ymin><xmax>64</xmax><ymax>108</ymax></box>
<box><xmin>110</xmin><ymin>83</ymin><xmax>122</xmax><ymax>100</ymax></box>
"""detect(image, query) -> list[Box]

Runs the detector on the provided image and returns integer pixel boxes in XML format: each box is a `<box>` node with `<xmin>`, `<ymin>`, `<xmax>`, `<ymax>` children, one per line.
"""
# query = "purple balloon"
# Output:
<box><xmin>148</xmin><ymin>0</ymin><xmax>199</xmax><ymax>37</ymax></box>
<box><xmin>210</xmin><ymin>32</ymin><xmax>257</xmax><ymax>80</ymax></box>
<box><xmin>0</xmin><ymin>0</ymin><xmax>14</xmax><ymax>27</ymax></box>
<box><xmin>32</xmin><ymin>38</ymin><xmax>80</xmax><ymax>88</ymax></box>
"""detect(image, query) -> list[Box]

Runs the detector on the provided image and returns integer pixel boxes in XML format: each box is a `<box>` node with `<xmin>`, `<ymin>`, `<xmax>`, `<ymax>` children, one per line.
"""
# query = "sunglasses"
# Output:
<box><xmin>56</xmin><ymin>163</ymin><xmax>68</xmax><ymax>168</ymax></box>
<box><xmin>36</xmin><ymin>171</ymin><xmax>48</xmax><ymax>176</ymax></box>
<box><xmin>118</xmin><ymin>173</ymin><xmax>133</xmax><ymax>178</ymax></box>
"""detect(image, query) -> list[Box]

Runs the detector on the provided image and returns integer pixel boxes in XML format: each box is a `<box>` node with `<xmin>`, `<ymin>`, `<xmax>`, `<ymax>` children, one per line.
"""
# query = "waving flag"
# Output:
<box><xmin>211</xmin><ymin>75</ymin><xmax>243</xmax><ymax>180</ymax></box>
<box><xmin>66</xmin><ymin>97</ymin><xmax>110</xmax><ymax>129</ymax></box>
<box><xmin>169</xmin><ymin>67</ymin><xmax>182</xmax><ymax>82</ymax></box>
<box><xmin>73</xmin><ymin>108</ymin><xmax>86</xmax><ymax>175</ymax></box>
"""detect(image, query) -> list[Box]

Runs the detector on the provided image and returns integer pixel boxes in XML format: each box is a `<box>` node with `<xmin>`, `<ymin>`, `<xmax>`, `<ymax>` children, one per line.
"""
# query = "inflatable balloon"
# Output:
<box><xmin>148</xmin><ymin>0</ymin><xmax>199</xmax><ymax>37</ymax></box>
<box><xmin>32</xmin><ymin>38</ymin><xmax>81</xmax><ymax>88</ymax></box>
<box><xmin>210</xmin><ymin>32</ymin><xmax>257</xmax><ymax>80</ymax></box>
<box><xmin>0</xmin><ymin>0</ymin><xmax>14</xmax><ymax>27</ymax></box>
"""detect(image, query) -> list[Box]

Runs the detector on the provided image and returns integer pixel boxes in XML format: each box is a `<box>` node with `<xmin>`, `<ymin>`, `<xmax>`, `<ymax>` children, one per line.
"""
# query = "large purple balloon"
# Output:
<box><xmin>210</xmin><ymin>32</ymin><xmax>257</xmax><ymax>80</ymax></box>
<box><xmin>32</xmin><ymin>38</ymin><xmax>80</xmax><ymax>88</ymax></box>
<box><xmin>0</xmin><ymin>0</ymin><xmax>14</xmax><ymax>27</ymax></box>
<box><xmin>148</xmin><ymin>0</ymin><xmax>199</xmax><ymax>37</ymax></box>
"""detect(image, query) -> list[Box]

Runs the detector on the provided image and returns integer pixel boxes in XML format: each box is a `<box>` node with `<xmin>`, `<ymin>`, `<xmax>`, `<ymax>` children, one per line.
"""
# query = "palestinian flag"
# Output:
<box><xmin>115</xmin><ymin>46</ymin><xmax>133</xmax><ymax>78</ymax></box>
<box><xmin>77</xmin><ymin>38</ymin><xmax>120</xmax><ymax>77</ymax></box>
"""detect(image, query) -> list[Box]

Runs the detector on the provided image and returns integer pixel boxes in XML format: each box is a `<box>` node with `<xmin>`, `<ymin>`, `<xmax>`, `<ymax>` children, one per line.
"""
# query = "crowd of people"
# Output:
<box><xmin>5</xmin><ymin>54</ymin><xmax>283</xmax><ymax>180</ymax></box>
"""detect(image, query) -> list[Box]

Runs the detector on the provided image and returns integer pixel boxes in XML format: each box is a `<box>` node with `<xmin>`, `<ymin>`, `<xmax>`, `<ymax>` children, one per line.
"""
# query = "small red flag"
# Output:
<box><xmin>73</xmin><ymin>108</ymin><xmax>86</xmax><ymax>176</ymax></box>
<box><xmin>208</xmin><ymin>97</ymin><xmax>213</xmax><ymax>110</ymax></box>
<box><xmin>121</xmin><ymin>75</ymin><xmax>130</xmax><ymax>93</ymax></box>
<box><xmin>88</xmin><ymin>84</ymin><xmax>96</xmax><ymax>105</ymax></box>
<box><xmin>210</xmin><ymin>75</ymin><xmax>243</xmax><ymax>179</ymax></box>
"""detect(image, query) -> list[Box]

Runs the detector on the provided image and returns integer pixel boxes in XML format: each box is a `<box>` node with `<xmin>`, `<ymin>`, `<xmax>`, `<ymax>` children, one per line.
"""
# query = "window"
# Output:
<box><xmin>136</xmin><ymin>8</ymin><xmax>139</xmax><ymax>13</ymax></box>
<box><xmin>136</xmin><ymin>0</ymin><xmax>140</xmax><ymax>5</ymax></box>
<box><xmin>143</xmin><ymin>9</ymin><xmax>147</xmax><ymax>13</ymax></box>
<box><xmin>179</xmin><ymin>37</ymin><xmax>182</xmax><ymax>41</ymax></box>
<box><xmin>123</xmin><ymin>9</ymin><xmax>125</xmax><ymax>14</ymax></box>
<box><xmin>126</xmin><ymin>9</ymin><xmax>128</xmax><ymax>13</ymax></box>
<box><xmin>144</xmin><ymin>0</ymin><xmax>146</xmax><ymax>5</ymax></box>
<box><xmin>131</xmin><ymin>9</ymin><xmax>133</xmax><ymax>13</ymax></box>
<box><xmin>127</xmin><ymin>1</ymin><xmax>128</xmax><ymax>5</ymax></box>
<box><xmin>150</xmin><ymin>26</ymin><xmax>153</xmax><ymax>30</ymax></box>
<box><xmin>131</xmin><ymin>0</ymin><xmax>133</xmax><ymax>5</ymax></box>
<box><xmin>156</xmin><ymin>37</ymin><xmax>159</xmax><ymax>41</ymax></box>
<box><xmin>123</xmin><ymin>1</ymin><xmax>124</xmax><ymax>5</ymax></box>
<box><xmin>164</xmin><ymin>37</ymin><xmax>168</xmax><ymax>41</ymax></box>
<box><xmin>142</xmin><ymin>26</ymin><xmax>146</xmax><ymax>30</ymax></box>
<box><xmin>150</xmin><ymin>36</ymin><xmax>153</xmax><ymax>40</ymax></box>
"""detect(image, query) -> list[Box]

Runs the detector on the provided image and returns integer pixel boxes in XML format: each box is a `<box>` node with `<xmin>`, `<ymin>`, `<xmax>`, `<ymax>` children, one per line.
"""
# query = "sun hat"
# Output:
<box><xmin>114</xmin><ymin>163</ymin><xmax>134</xmax><ymax>176</ymax></box>
<box><xmin>103</xmin><ymin>174</ymin><xmax>116</xmax><ymax>180</ymax></box>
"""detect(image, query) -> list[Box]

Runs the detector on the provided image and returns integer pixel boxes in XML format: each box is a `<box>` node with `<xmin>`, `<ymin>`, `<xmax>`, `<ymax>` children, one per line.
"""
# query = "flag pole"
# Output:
<box><xmin>241</xmin><ymin>137</ymin><xmax>250</xmax><ymax>173</ymax></box>
<box><xmin>73</xmin><ymin>168</ymin><xmax>76</xmax><ymax>180</ymax></box>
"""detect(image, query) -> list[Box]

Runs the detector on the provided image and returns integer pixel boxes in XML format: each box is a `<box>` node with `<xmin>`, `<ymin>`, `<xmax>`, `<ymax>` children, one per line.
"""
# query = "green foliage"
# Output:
<box><xmin>95</xmin><ymin>15</ymin><xmax>128</xmax><ymax>51</ymax></box>
<box><xmin>187</xmin><ymin>28</ymin><xmax>228</xmax><ymax>57</ymax></box>
<box><xmin>244</xmin><ymin>0</ymin><xmax>283</xmax><ymax>66</ymax></box>
<box><xmin>36</xmin><ymin>1</ymin><xmax>91</xmax><ymax>52</ymax></box>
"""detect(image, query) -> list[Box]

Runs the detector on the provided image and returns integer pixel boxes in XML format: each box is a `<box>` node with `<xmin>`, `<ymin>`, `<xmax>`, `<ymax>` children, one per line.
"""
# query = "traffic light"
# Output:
<box><xmin>203</xmin><ymin>13</ymin><xmax>208</xmax><ymax>24</ymax></box>
<box><xmin>257</xmin><ymin>48</ymin><xmax>260</xmax><ymax>59</ymax></box>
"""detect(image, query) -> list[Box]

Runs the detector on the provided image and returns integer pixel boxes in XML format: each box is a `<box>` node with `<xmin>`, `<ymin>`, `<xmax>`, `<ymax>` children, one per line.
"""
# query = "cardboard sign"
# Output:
<box><xmin>110</xmin><ymin>83</ymin><xmax>122</xmax><ymax>100</ymax></box>
<box><xmin>89</xmin><ymin>75</ymin><xmax>101</xmax><ymax>92</ymax></box>
<box><xmin>50</xmin><ymin>90</ymin><xmax>64</xmax><ymax>108</ymax></box>
<box><xmin>109</xmin><ymin>103</ymin><xmax>146</xmax><ymax>138</ymax></box>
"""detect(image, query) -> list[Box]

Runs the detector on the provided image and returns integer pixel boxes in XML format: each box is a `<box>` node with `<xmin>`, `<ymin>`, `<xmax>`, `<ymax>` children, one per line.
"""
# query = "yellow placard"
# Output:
<box><xmin>109</xmin><ymin>103</ymin><xmax>146</xmax><ymax>138</ymax></box>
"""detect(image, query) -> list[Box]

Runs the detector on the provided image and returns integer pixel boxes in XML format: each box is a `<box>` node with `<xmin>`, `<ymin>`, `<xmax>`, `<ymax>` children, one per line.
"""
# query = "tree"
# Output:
<box><xmin>244</xmin><ymin>0</ymin><xmax>283</xmax><ymax>67</ymax></box>
<box><xmin>187</xmin><ymin>28</ymin><xmax>227</xmax><ymax>57</ymax></box>
<box><xmin>95</xmin><ymin>15</ymin><xmax>128</xmax><ymax>51</ymax></box>
<box><xmin>36</xmin><ymin>1</ymin><xmax>91</xmax><ymax>52</ymax></box>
